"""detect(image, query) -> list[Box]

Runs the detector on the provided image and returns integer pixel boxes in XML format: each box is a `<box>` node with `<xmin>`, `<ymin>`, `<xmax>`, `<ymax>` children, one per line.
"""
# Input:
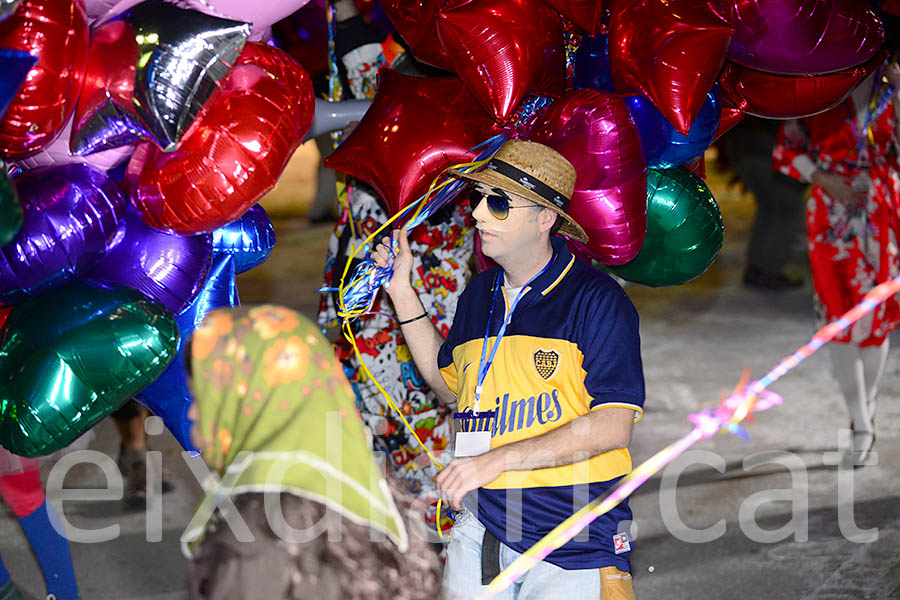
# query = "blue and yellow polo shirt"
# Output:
<box><xmin>438</xmin><ymin>238</ymin><xmax>644</xmax><ymax>571</ymax></box>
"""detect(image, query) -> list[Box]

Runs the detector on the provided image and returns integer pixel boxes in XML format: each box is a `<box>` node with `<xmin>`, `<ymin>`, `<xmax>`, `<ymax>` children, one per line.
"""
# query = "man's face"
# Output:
<box><xmin>470</xmin><ymin>183</ymin><xmax>546</xmax><ymax>263</ymax></box>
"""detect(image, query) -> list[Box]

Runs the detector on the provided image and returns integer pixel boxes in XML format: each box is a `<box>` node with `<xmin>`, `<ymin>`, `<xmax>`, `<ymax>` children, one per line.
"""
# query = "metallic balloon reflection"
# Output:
<box><xmin>0</xmin><ymin>48</ymin><xmax>35</xmax><ymax>121</ymax></box>
<box><xmin>0</xmin><ymin>164</ymin><xmax>122</xmax><ymax>305</ymax></box>
<box><xmin>0</xmin><ymin>282</ymin><xmax>179</xmax><ymax>457</ymax></box>
<box><xmin>136</xmin><ymin>253</ymin><xmax>239</xmax><ymax>452</ymax></box>
<box><xmin>71</xmin><ymin>0</ymin><xmax>250</xmax><ymax>155</ymax></box>
<box><xmin>86</xmin><ymin>208</ymin><xmax>213</xmax><ymax>314</ymax></box>
<box><xmin>611</xmin><ymin>168</ymin><xmax>723</xmax><ymax>287</ymax></box>
<box><xmin>211</xmin><ymin>204</ymin><xmax>275</xmax><ymax>274</ymax></box>
<box><xmin>0</xmin><ymin>0</ymin><xmax>21</xmax><ymax>22</ymax></box>
<box><xmin>626</xmin><ymin>88</ymin><xmax>721</xmax><ymax>169</ymax></box>
<box><xmin>0</xmin><ymin>164</ymin><xmax>21</xmax><ymax>246</ymax></box>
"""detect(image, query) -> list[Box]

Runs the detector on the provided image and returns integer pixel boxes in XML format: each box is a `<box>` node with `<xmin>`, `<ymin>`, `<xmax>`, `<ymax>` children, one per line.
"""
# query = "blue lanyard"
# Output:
<box><xmin>471</xmin><ymin>253</ymin><xmax>555</xmax><ymax>415</ymax></box>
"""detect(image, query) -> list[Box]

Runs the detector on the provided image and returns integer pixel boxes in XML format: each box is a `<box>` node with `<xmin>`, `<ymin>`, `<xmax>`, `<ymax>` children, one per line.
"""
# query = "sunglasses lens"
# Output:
<box><xmin>467</xmin><ymin>188</ymin><xmax>483</xmax><ymax>211</ymax></box>
<box><xmin>486</xmin><ymin>194</ymin><xmax>509</xmax><ymax>219</ymax></box>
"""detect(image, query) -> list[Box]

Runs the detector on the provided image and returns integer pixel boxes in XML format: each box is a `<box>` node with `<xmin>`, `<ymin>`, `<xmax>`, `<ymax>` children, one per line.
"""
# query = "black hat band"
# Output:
<box><xmin>484</xmin><ymin>159</ymin><xmax>570</xmax><ymax>212</ymax></box>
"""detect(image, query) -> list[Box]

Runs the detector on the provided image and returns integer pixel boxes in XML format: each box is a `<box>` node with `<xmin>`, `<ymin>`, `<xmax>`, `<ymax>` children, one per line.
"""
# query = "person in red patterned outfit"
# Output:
<box><xmin>773</xmin><ymin>59</ymin><xmax>900</xmax><ymax>466</ymax></box>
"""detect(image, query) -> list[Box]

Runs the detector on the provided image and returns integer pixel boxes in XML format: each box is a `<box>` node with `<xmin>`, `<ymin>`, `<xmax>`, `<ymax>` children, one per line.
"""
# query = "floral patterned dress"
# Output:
<box><xmin>773</xmin><ymin>83</ymin><xmax>900</xmax><ymax>346</ymax></box>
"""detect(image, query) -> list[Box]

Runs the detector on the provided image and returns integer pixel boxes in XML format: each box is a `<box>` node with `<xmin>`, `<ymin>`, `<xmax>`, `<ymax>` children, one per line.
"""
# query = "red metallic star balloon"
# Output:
<box><xmin>718</xmin><ymin>53</ymin><xmax>883</xmax><ymax>120</ymax></box>
<box><xmin>543</xmin><ymin>0</ymin><xmax>605</xmax><ymax>34</ymax></box>
<box><xmin>712</xmin><ymin>102</ymin><xmax>745</xmax><ymax>142</ymax></box>
<box><xmin>128</xmin><ymin>42</ymin><xmax>314</xmax><ymax>234</ymax></box>
<box><xmin>0</xmin><ymin>0</ymin><xmax>88</xmax><ymax>157</ymax></box>
<box><xmin>438</xmin><ymin>0</ymin><xmax>566</xmax><ymax>123</ymax></box>
<box><xmin>531</xmin><ymin>89</ymin><xmax>647</xmax><ymax>265</ymax></box>
<box><xmin>324</xmin><ymin>69</ymin><xmax>496</xmax><ymax>216</ymax></box>
<box><xmin>609</xmin><ymin>0</ymin><xmax>733</xmax><ymax>135</ymax></box>
<box><xmin>379</xmin><ymin>0</ymin><xmax>454</xmax><ymax>71</ymax></box>
<box><xmin>727</xmin><ymin>0</ymin><xmax>884</xmax><ymax>75</ymax></box>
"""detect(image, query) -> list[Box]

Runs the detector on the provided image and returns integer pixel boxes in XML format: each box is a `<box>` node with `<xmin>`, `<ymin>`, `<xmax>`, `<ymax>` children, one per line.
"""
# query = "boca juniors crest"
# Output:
<box><xmin>533</xmin><ymin>348</ymin><xmax>559</xmax><ymax>380</ymax></box>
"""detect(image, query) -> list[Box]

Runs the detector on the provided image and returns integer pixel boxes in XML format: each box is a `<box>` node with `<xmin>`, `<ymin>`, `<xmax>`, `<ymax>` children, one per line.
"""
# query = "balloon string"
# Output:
<box><xmin>477</xmin><ymin>274</ymin><xmax>900</xmax><ymax>599</ymax></box>
<box><xmin>324</xmin><ymin>134</ymin><xmax>505</xmax><ymax>541</ymax></box>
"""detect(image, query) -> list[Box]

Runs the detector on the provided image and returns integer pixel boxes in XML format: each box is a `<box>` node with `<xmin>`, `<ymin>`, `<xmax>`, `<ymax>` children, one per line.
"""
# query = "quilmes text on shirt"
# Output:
<box><xmin>455</xmin><ymin>389</ymin><xmax>563</xmax><ymax>436</ymax></box>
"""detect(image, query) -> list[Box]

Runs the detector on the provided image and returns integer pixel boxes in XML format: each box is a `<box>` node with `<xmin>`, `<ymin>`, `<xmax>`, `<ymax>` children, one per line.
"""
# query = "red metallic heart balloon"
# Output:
<box><xmin>718</xmin><ymin>53</ymin><xmax>883</xmax><ymax>120</ymax></box>
<box><xmin>609</xmin><ymin>0</ymin><xmax>733</xmax><ymax>135</ymax></box>
<box><xmin>531</xmin><ymin>89</ymin><xmax>647</xmax><ymax>265</ymax></box>
<box><xmin>325</xmin><ymin>70</ymin><xmax>496</xmax><ymax>216</ymax></box>
<box><xmin>438</xmin><ymin>0</ymin><xmax>566</xmax><ymax>123</ymax></box>
<box><xmin>727</xmin><ymin>0</ymin><xmax>884</xmax><ymax>75</ymax></box>
<box><xmin>380</xmin><ymin>0</ymin><xmax>454</xmax><ymax>71</ymax></box>
<box><xmin>543</xmin><ymin>0</ymin><xmax>605</xmax><ymax>34</ymax></box>
<box><xmin>127</xmin><ymin>42</ymin><xmax>314</xmax><ymax>234</ymax></box>
<box><xmin>0</xmin><ymin>0</ymin><xmax>88</xmax><ymax>157</ymax></box>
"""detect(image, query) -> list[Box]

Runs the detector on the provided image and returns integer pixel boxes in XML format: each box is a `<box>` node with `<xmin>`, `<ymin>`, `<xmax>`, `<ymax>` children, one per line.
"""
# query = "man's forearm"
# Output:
<box><xmin>389</xmin><ymin>286</ymin><xmax>456</xmax><ymax>406</ymax></box>
<box><xmin>487</xmin><ymin>406</ymin><xmax>635</xmax><ymax>472</ymax></box>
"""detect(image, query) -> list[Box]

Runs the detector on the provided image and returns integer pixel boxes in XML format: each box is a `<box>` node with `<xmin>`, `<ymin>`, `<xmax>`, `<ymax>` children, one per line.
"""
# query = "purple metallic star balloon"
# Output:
<box><xmin>0</xmin><ymin>164</ymin><xmax>123</xmax><ymax>305</ymax></box>
<box><xmin>86</xmin><ymin>207</ymin><xmax>213</xmax><ymax>314</ymax></box>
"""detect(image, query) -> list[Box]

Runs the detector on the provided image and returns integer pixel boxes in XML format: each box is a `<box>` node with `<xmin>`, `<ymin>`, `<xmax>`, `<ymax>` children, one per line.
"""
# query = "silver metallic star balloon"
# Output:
<box><xmin>71</xmin><ymin>0</ymin><xmax>250</xmax><ymax>154</ymax></box>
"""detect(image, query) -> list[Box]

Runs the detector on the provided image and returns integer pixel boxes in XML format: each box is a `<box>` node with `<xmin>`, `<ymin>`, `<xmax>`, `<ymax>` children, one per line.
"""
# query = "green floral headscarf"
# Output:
<box><xmin>181</xmin><ymin>305</ymin><xmax>407</xmax><ymax>554</ymax></box>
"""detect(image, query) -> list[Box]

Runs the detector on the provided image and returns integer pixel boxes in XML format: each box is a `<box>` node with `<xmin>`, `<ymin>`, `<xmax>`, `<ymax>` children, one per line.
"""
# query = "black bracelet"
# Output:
<box><xmin>398</xmin><ymin>312</ymin><xmax>428</xmax><ymax>326</ymax></box>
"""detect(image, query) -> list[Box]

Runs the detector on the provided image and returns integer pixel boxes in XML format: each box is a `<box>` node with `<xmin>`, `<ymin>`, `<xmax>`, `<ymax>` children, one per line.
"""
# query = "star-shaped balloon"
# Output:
<box><xmin>324</xmin><ymin>69</ymin><xmax>496</xmax><ymax>216</ymax></box>
<box><xmin>71</xmin><ymin>0</ymin><xmax>250</xmax><ymax>155</ymax></box>
<box><xmin>438</xmin><ymin>0</ymin><xmax>566</xmax><ymax>123</ymax></box>
<box><xmin>727</xmin><ymin>0</ymin><xmax>884</xmax><ymax>75</ymax></box>
<box><xmin>0</xmin><ymin>48</ymin><xmax>34</xmax><ymax>121</ymax></box>
<box><xmin>543</xmin><ymin>0</ymin><xmax>605</xmax><ymax>34</ymax></box>
<box><xmin>609</xmin><ymin>0</ymin><xmax>733</xmax><ymax>135</ymax></box>
<box><xmin>0</xmin><ymin>0</ymin><xmax>89</xmax><ymax>157</ymax></box>
<box><xmin>379</xmin><ymin>0</ymin><xmax>453</xmax><ymax>70</ymax></box>
<box><xmin>719</xmin><ymin>52</ymin><xmax>883</xmax><ymax>120</ymax></box>
<box><xmin>0</xmin><ymin>282</ymin><xmax>179</xmax><ymax>457</ymax></box>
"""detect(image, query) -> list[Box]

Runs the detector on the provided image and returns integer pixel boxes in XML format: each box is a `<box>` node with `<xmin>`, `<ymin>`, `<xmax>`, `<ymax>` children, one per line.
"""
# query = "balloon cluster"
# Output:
<box><xmin>0</xmin><ymin>0</ymin><xmax>304</xmax><ymax>455</ymax></box>
<box><xmin>329</xmin><ymin>0</ymin><xmax>885</xmax><ymax>286</ymax></box>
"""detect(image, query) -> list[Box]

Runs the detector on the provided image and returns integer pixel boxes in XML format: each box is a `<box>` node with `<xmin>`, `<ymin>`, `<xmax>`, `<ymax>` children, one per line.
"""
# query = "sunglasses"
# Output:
<box><xmin>467</xmin><ymin>188</ymin><xmax>539</xmax><ymax>220</ymax></box>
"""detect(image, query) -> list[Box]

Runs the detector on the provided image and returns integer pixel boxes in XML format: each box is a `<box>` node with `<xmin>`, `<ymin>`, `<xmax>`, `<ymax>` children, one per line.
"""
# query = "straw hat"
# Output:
<box><xmin>450</xmin><ymin>139</ymin><xmax>588</xmax><ymax>243</ymax></box>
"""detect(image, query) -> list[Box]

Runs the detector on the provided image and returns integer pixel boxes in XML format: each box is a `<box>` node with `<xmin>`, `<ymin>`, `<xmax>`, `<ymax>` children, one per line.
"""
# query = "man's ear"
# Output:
<box><xmin>538</xmin><ymin>208</ymin><xmax>558</xmax><ymax>233</ymax></box>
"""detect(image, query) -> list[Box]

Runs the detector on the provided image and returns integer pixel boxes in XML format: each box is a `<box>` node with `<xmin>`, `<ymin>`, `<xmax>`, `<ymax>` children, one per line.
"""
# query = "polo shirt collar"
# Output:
<box><xmin>528</xmin><ymin>237</ymin><xmax>576</xmax><ymax>297</ymax></box>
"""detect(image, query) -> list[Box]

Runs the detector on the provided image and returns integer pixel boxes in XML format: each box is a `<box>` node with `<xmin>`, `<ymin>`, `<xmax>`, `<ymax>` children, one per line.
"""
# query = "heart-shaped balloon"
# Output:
<box><xmin>324</xmin><ymin>69</ymin><xmax>496</xmax><ymax>216</ymax></box>
<box><xmin>0</xmin><ymin>281</ymin><xmax>179</xmax><ymax>457</ymax></box>
<box><xmin>0</xmin><ymin>0</ymin><xmax>89</xmax><ymax>157</ymax></box>
<box><xmin>0</xmin><ymin>48</ymin><xmax>35</xmax><ymax>121</ymax></box>
<box><xmin>0</xmin><ymin>165</ymin><xmax>21</xmax><ymax>246</ymax></box>
<box><xmin>128</xmin><ymin>42</ymin><xmax>314</xmax><ymax>234</ymax></box>
<box><xmin>626</xmin><ymin>87</ymin><xmax>721</xmax><ymax>169</ymax></box>
<box><xmin>135</xmin><ymin>253</ymin><xmax>238</xmax><ymax>452</ymax></box>
<box><xmin>719</xmin><ymin>53</ymin><xmax>883</xmax><ymax>119</ymax></box>
<box><xmin>727</xmin><ymin>0</ymin><xmax>884</xmax><ymax>75</ymax></box>
<box><xmin>609</xmin><ymin>0</ymin><xmax>733</xmax><ymax>135</ymax></box>
<box><xmin>610</xmin><ymin>167</ymin><xmax>723</xmax><ymax>287</ymax></box>
<box><xmin>71</xmin><ymin>1</ymin><xmax>250</xmax><ymax>155</ymax></box>
<box><xmin>543</xmin><ymin>0</ymin><xmax>605</xmax><ymax>33</ymax></box>
<box><xmin>379</xmin><ymin>0</ymin><xmax>453</xmax><ymax>70</ymax></box>
<box><xmin>86</xmin><ymin>208</ymin><xmax>213</xmax><ymax>314</ymax></box>
<box><xmin>11</xmin><ymin>113</ymin><xmax>134</xmax><ymax>173</ymax></box>
<box><xmin>531</xmin><ymin>89</ymin><xmax>647</xmax><ymax>265</ymax></box>
<box><xmin>438</xmin><ymin>0</ymin><xmax>566</xmax><ymax>123</ymax></box>
<box><xmin>0</xmin><ymin>164</ymin><xmax>122</xmax><ymax>305</ymax></box>
<box><xmin>211</xmin><ymin>204</ymin><xmax>275</xmax><ymax>274</ymax></box>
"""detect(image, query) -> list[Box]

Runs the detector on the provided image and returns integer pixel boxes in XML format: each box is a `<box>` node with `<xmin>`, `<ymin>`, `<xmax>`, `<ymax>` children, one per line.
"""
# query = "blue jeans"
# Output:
<box><xmin>442</xmin><ymin>509</ymin><xmax>635</xmax><ymax>599</ymax></box>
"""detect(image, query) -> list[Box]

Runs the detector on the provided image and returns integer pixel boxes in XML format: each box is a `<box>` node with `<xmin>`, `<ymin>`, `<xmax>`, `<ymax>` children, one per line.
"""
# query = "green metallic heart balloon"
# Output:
<box><xmin>0</xmin><ymin>163</ymin><xmax>22</xmax><ymax>246</ymax></box>
<box><xmin>0</xmin><ymin>282</ymin><xmax>178</xmax><ymax>457</ymax></box>
<box><xmin>610</xmin><ymin>167</ymin><xmax>723</xmax><ymax>287</ymax></box>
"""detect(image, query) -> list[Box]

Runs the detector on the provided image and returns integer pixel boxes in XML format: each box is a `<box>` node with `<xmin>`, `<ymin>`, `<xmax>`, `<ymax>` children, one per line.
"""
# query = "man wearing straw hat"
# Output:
<box><xmin>375</xmin><ymin>139</ymin><xmax>643</xmax><ymax>598</ymax></box>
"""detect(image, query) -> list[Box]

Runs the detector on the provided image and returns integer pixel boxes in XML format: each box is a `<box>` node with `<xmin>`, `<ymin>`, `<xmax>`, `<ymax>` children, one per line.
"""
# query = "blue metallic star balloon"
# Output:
<box><xmin>0</xmin><ymin>48</ymin><xmax>36</xmax><ymax>121</ymax></box>
<box><xmin>211</xmin><ymin>204</ymin><xmax>276</xmax><ymax>274</ymax></box>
